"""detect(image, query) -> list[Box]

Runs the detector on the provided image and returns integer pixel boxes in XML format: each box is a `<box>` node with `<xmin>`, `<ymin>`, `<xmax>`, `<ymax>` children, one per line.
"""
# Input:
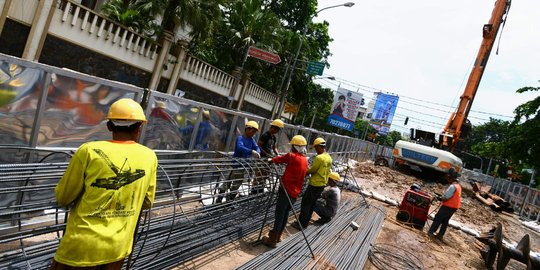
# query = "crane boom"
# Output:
<box><xmin>442</xmin><ymin>0</ymin><xmax>511</xmax><ymax>151</ymax></box>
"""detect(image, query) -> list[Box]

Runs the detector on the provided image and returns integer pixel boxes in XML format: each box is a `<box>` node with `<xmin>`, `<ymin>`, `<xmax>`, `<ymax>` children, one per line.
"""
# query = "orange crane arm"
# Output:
<box><xmin>443</xmin><ymin>0</ymin><xmax>511</xmax><ymax>150</ymax></box>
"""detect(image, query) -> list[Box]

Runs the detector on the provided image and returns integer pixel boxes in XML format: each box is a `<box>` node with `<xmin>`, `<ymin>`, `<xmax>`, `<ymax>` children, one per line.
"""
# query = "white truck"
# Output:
<box><xmin>393</xmin><ymin>140</ymin><xmax>463</xmax><ymax>174</ymax></box>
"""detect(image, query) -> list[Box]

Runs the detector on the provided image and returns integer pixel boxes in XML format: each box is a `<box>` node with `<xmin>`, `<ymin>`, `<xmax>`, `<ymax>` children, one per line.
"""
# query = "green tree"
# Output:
<box><xmin>506</xmin><ymin>84</ymin><xmax>540</xmax><ymax>169</ymax></box>
<box><xmin>466</xmin><ymin>118</ymin><xmax>510</xmax><ymax>158</ymax></box>
<box><xmin>101</xmin><ymin>0</ymin><xmax>153</xmax><ymax>34</ymax></box>
<box><xmin>224</xmin><ymin>0</ymin><xmax>282</xmax><ymax>66</ymax></box>
<box><xmin>386</xmin><ymin>130</ymin><xmax>403</xmax><ymax>146</ymax></box>
<box><xmin>294</xmin><ymin>83</ymin><xmax>334</xmax><ymax>128</ymax></box>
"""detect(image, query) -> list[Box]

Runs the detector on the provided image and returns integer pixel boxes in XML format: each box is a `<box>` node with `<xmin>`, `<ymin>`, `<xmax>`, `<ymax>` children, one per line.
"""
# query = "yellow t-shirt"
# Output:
<box><xmin>306</xmin><ymin>152</ymin><xmax>333</xmax><ymax>187</ymax></box>
<box><xmin>54</xmin><ymin>140</ymin><xmax>157</xmax><ymax>267</ymax></box>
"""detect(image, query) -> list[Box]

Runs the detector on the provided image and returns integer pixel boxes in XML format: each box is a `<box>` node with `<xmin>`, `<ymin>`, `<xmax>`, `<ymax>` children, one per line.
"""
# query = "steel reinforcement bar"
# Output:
<box><xmin>0</xmin><ymin>151</ymin><xmax>361</xmax><ymax>269</ymax></box>
<box><xmin>238</xmin><ymin>196</ymin><xmax>386</xmax><ymax>270</ymax></box>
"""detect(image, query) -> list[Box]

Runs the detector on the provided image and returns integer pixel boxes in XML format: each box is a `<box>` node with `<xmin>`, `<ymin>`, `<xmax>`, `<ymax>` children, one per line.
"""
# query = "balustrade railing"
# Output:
<box><xmin>55</xmin><ymin>0</ymin><xmax>160</xmax><ymax>59</ymax></box>
<box><xmin>183</xmin><ymin>55</ymin><xmax>236</xmax><ymax>91</ymax></box>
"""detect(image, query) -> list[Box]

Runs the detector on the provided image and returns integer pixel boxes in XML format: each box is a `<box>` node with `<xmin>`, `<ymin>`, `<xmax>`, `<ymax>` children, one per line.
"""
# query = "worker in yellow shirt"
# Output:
<box><xmin>292</xmin><ymin>137</ymin><xmax>333</xmax><ymax>230</ymax></box>
<box><xmin>50</xmin><ymin>98</ymin><xmax>158</xmax><ymax>270</ymax></box>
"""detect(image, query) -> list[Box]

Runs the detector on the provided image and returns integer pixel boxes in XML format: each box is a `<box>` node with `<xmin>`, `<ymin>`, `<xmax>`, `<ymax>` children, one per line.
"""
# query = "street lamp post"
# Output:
<box><xmin>309</xmin><ymin>76</ymin><xmax>336</xmax><ymax>128</ymax></box>
<box><xmin>273</xmin><ymin>2</ymin><xmax>354</xmax><ymax>119</ymax></box>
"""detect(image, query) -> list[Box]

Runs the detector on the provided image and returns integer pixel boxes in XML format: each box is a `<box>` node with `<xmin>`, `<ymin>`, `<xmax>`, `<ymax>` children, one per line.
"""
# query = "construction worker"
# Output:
<box><xmin>428</xmin><ymin>168</ymin><xmax>461</xmax><ymax>241</ymax></box>
<box><xmin>252</xmin><ymin>119</ymin><xmax>284</xmax><ymax>194</ymax></box>
<box><xmin>262</xmin><ymin>135</ymin><xmax>308</xmax><ymax>248</ymax></box>
<box><xmin>51</xmin><ymin>98</ymin><xmax>157</xmax><ymax>270</ymax></box>
<box><xmin>216</xmin><ymin>120</ymin><xmax>260</xmax><ymax>202</ymax></box>
<box><xmin>314</xmin><ymin>172</ymin><xmax>342</xmax><ymax>224</ymax></box>
<box><xmin>292</xmin><ymin>137</ymin><xmax>332</xmax><ymax>230</ymax></box>
<box><xmin>258</xmin><ymin>119</ymin><xmax>284</xmax><ymax>158</ymax></box>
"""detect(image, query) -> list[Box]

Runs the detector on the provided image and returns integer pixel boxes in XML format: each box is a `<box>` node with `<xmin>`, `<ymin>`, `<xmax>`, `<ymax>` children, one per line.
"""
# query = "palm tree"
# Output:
<box><xmin>223</xmin><ymin>0</ymin><xmax>282</xmax><ymax>66</ymax></box>
<box><xmin>101</xmin><ymin>0</ymin><xmax>225</xmax><ymax>41</ymax></box>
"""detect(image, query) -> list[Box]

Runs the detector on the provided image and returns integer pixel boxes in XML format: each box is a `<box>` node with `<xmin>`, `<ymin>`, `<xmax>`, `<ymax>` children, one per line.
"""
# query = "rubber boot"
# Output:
<box><xmin>262</xmin><ymin>231</ymin><xmax>278</xmax><ymax>248</ymax></box>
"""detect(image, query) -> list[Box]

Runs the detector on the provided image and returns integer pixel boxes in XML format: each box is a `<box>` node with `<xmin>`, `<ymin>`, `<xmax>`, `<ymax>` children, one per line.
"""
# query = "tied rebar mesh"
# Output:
<box><xmin>0</xmin><ymin>150</ymin><xmax>364</xmax><ymax>269</ymax></box>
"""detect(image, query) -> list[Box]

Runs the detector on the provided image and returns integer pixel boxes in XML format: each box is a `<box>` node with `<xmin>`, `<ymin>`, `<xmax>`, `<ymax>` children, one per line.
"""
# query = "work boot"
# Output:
<box><xmin>226</xmin><ymin>193</ymin><xmax>237</xmax><ymax>202</ymax></box>
<box><xmin>291</xmin><ymin>222</ymin><xmax>307</xmax><ymax>231</ymax></box>
<box><xmin>262</xmin><ymin>231</ymin><xmax>278</xmax><ymax>248</ymax></box>
<box><xmin>215</xmin><ymin>194</ymin><xmax>224</xmax><ymax>204</ymax></box>
<box><xmin>315</xmin><ymin>218</ymin><xmax>330</xmax><ymax>225</ymax></box>
<box><xmin>291</xmin><ymin>222</ymin><xmax>301</xmax><ymax>231</ymax></box>
<box><xmin>276</xmin><ymin>231</ymin><xmax>283</xmax><ymax>243</ymax></box>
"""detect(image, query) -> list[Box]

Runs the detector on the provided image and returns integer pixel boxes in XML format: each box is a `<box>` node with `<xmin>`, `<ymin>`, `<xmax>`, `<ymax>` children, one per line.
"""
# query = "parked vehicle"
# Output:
<box><xmin>393</xmin><ymin>140</ymin><xmax>463</xmax><ymax>174</ymax></box>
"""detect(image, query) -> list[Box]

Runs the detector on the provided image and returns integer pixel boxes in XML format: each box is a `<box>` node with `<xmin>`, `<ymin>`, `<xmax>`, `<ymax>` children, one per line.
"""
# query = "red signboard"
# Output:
<box><xmin>247</xmin><ymin>46</ymin><xmax>281</xmax><ymax>64</ymax></box>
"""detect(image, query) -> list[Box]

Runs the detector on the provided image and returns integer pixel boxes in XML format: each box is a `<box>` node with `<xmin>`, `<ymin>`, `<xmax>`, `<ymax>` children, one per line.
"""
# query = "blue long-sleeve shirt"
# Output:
<box><xmin>233</xmin><ymin>135</ymin><xmax>260</xmax><ymax>158</ymax></box>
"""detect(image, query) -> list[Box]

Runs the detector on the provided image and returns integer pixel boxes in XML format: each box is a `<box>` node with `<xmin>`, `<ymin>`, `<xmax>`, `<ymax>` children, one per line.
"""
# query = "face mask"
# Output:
<box><xmin>293</xmin><ymin>145</ymin><xmax>307</xmax><ymax>155</ymax></box>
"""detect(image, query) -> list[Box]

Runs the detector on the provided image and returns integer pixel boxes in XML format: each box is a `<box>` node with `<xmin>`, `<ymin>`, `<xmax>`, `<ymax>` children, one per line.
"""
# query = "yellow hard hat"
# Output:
<box><xmin>271</xmin><ymin>119</ymin><xmax>285</xmax><ymax>129</ymax></box>
<box><xmin>107</xmin><ymin>98</ymin><xmax>147</xmax><ymax>122</ymax></box>
<box><xmin>313</xmin><ymin>137</ymin><xmax>326</xmax><ymax>147</ymax></box>
<box><xmin>155</xmin><ymin>101</ymin><xmax>166</xmax><ymax>108</ymax></box>
<box><xmin>329</xmin><ymin>172</ymin><xmax>341</xmax><ymax>182</ymax></box>
<box><xmin>245</xmin><ymin>120</ymin><xmax>259</xmax><ymax>130</ymax></box>
<box><xmin>203</xmin><ymin>110</ymin><xmax>210</xmax><ymax>118</ymax></box>
<box><xmin>290</xmin><ymin>135</ymin><xmax>307</xmax><ymax>146</ymax></box>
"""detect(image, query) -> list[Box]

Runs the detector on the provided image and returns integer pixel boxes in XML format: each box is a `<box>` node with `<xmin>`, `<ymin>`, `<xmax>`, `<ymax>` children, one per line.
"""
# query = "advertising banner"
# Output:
<box><xmin>370</xmin><ymin>93</ymin><xmax>399</xmax><ymax>135</ymax></box>
<box><xmin>327</xmin><ymin>87</ymin><xmax>363</xmax><ymax>131</ymax></box>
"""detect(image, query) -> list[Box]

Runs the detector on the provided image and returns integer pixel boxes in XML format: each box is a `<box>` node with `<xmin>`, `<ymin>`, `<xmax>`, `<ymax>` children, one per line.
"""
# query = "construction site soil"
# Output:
<box><xmin>178</xmin><ymin>161</ymin><xmax>539</xmax><ymax>270</ymax></box>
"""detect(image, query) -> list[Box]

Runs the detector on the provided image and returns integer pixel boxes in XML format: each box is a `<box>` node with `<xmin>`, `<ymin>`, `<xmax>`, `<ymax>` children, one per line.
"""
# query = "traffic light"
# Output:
<box><xmin>404</xmin><ymin>117</ymin><xmax>409</xmax><ymax>125</ymax></box>
<box><xmin>361</xmin><ymin>98</ymin><xmax>365</xmax><ymax>106</ymax></box>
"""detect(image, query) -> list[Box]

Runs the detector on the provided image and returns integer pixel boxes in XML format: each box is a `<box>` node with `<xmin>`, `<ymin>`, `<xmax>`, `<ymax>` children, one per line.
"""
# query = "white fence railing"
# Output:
<box><xmin>6</xmin><ymin>0</ymin><xmax>279</xmax><ymax>112</ymax></box>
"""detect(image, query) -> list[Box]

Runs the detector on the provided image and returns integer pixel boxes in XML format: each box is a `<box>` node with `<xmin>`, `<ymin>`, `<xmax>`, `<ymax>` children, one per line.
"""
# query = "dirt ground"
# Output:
<box><xmin>356</xmin><ymin>161</ymin><xmax>540</xmax><ymax>270</ymax></box>
<box><xmin>179</xmin><ymin>161</ymin><xmax>540</xmax><ymax>269</ymax></box>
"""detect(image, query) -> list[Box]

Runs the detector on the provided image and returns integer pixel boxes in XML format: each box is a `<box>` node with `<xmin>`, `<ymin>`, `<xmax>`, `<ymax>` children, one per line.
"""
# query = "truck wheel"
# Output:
<box><xmin>375</xmin><ymin>157</ymin><xmax>389</xmax><ymax>167</ymax></box>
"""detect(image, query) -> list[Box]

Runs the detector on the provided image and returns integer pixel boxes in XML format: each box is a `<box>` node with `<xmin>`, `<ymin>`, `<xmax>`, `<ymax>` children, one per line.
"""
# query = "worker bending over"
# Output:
<box><xmin>428</xmin><ymin>168</ymin><xmax>461</xmax><ymax>241</ymax></box>
<box><xmin>216</xmin><ymin>120</ymin><xmax>260</xmax><ymax>203</ymax></box>
<box><xmin>51</xmin><ymin>99</ymin><xmax>157</xmax><ymax>269</ymax></box>
<box><xmin>292</xmin><ymin>137</ymin><xmax>332</xmax><ymax>230</ymax></box>
<box><xmin>314</xmin><ymin>172</ymin><xmax>341</xmax><ymax>224</ymax></box>
<box><xmin>262</xmin><ymin>135</ymin><xmax>308</xmax><ymax>248</ymax></box>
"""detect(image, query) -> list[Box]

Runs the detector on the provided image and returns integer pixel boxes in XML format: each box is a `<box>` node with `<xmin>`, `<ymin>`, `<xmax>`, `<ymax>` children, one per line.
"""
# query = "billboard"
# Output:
<box><xmin>370</xmin><ymin>93</ymin><xmax>399</xmax><ymax>135</ymax></box>
<box><xmin>327</xmin><ymin>87</ymin><xmax>363</xmax><ymax>131</ymax></box>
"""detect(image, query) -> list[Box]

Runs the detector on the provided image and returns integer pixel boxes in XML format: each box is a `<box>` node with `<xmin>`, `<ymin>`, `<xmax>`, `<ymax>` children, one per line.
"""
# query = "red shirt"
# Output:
<box><xmin>272</xmin><ymin>152</ymin><xmax>308</xmax><ymax>199</ymax></box>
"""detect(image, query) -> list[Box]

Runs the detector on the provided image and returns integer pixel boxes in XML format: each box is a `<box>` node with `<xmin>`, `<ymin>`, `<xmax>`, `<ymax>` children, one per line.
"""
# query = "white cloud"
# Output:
<box><xmin>315</xmin><ymin>0</ymin><xmax>540</xmax><ymax>134</ymax></box>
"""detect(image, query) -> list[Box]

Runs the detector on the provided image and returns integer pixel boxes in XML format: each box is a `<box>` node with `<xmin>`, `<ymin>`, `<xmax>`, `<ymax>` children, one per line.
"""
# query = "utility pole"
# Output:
<box><xmin>274</xmin><ymin>2</ymin><xmax>355</xmax><ymax>119</ymax></box>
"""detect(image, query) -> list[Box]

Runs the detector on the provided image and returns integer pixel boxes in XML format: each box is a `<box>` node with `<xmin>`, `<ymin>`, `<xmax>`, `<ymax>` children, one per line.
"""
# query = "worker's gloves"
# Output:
<box><xmin>251</xmin><ymin>150</ymin><xmax>261</xmax><ymax>159</ymax></box>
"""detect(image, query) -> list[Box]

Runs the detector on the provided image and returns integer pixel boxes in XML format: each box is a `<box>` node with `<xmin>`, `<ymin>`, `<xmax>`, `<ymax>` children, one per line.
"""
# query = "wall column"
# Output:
<box><xmin>166</xmin><ymin>39</ymin><xmax>189</xmax><ymax>95</ymax></box>
<box><xmin>22</xmin><ymin>0</ymin><xmax>55</xmax><ymax>61</ymax></box>
<box><xmin>148</xmin><ymin>31</ymin><xmax>174</xmax><ymax>91</ymax></box>
<box><xmin>0</xmin><ymin>0</ymin><xmax>12</xmax><ymax>35</ymax></box>
<box><xmin>226</xmin><ymin>66</ymin><xmax>242</xmax><ymax>108</ymax></box>
<box><xmin>236</xmin><ymin>72</ymin><xmax>252</xmax><ymax>111</ymax></box>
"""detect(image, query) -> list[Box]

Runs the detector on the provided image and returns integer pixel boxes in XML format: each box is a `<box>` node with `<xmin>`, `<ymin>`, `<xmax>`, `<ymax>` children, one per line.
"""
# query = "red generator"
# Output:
<box><xmin>396</xmin><ymin>184</ymin><xmax>432</xmax><ymax>229</ymax></box>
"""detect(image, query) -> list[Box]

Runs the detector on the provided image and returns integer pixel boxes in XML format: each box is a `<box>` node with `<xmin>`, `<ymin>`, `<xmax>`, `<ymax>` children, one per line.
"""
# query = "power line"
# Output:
<box><xmin>319</xmin><ymin>75</ymin><xmax>515</xmax><ymax>119</ymax></box>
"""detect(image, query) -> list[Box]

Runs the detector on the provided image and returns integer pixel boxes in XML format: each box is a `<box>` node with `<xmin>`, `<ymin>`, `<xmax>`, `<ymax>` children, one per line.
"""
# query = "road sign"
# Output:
<box><xmin>247</xmin><ymin>46</ymin><xmax>281</xmax><ymax>64</ymax></box>
<box><xmin>306</xmin><ymin>61</ymin><xmax>325</xmax><ymax>76</ymax></box>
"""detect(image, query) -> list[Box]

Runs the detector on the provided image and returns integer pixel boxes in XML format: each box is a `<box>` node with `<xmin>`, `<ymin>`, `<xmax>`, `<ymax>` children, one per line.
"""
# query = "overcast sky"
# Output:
<box><xmin>314</xmin><ymin>0</ymin><xmax>539</xmax><ymax>135</ymax></box>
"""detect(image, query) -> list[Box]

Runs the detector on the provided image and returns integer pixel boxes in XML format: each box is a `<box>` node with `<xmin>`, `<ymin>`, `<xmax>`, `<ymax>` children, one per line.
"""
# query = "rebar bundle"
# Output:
<box><xmin>238</xmin><ymin>196</ymin><xmax>386</xmax><ymax>270</ymax></box>
<box><xmin>0</xmin><ymin>150</ymin><xmax>365</xmax><ymax>269</ymax></box>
